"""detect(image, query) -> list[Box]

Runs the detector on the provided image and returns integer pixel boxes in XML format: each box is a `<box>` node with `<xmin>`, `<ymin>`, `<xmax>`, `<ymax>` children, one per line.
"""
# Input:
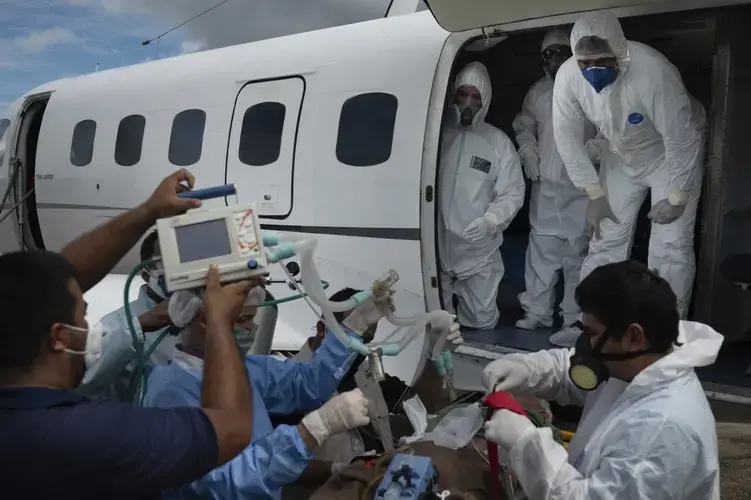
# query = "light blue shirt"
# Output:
<box><xmin>78</xmin><ymin>285</ymin><xmax>175</xmax><ymax>401</ymax></box>
<box><xmin>143</xmin><ymin>330</ymin><xmax>357</xmax><ymax>499</ymax></box>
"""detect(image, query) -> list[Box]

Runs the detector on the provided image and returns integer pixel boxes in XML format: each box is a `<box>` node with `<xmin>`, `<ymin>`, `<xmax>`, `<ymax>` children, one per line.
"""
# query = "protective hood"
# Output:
<box><xmin>451</xmin><ymin>61</ymin><xmax>492</xmax><ymax>128</ymax></box>
<box><xmin>542</xmin><ymin>29</ymin><xmax>570</xmax><ymax>52</ymax></box>
<box><xmin>629</xmin><ymin>320</ymin><xmax>724</xmax><ymax>393</ymax></box>
<box><xmin>570</xmin><ymin>11</ymin><xmax>630</xmax><ymax>72</ymax></box>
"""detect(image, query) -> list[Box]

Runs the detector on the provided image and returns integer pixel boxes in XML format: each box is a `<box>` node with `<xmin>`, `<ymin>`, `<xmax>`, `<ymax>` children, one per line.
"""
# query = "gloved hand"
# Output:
<box><xmin>648</xmin><ymin>198</ymin><xmax>685</xmax><ymax>225</ymax></box>
<box><xmin>331</xmin><ymin>462</ymin><xmax>348</xmax><ymax>476</ymax></box>
<box><xmin>519</xmin><ymin>148</ymin><xmax>540</xmax><ymax>181</ymax></box>
<box><xmin>482</xmin><ymin>355</ymin><xmax>534</xmax><ymax>394</ymax></box>
<box><xmin>587</xmin><ymin>195</ymin><xmax>619</xmax><ymax>240</ymax></box>
<box><xmin>484</xmin><ymin>409</ymin><xmax>536</xmax><ymax>449</ymax></box>
<box><xmin>168</xmin><ymin>290</ymin><xmax>204</xmax><ymax>328</ymax></box>
<box><xmin>463</xmin><ymin>215</ymin><xmax>496</xmax><ymax>243</ymax></box>
<box><xmin>427</xmin><ymin>313</ymin><xmax>464</xmax><ymax>351</ymax></box>
<box><xmin>301</xmin><ymin>389</ymin><xmax>371</xmax><ymax>445</ymax></box>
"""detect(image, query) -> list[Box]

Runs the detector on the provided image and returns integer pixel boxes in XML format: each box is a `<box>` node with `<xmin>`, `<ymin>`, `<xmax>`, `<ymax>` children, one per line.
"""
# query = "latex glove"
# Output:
<box><xmin>427</xmin><ymin>313</ymin><xmax>464</xmax><ymax>351</ymax></box>
<box><xmin>301</xmin><ymin>389</ymin><xmax>371</xmax><ymax>445</ymax></box>
<box><xmin>331</xmin><ymin>462</ymin><xmax>348</xmax><ymax>476</ymax></box>
<box><xmin>519</xmin><ymin>148</ymin><xmax>540</xmax><ymax>181</ymax></box>
<box><xmin>587</xmin><ymin>195</ymin><xmax>619</xmax><ymax>240</ymax></box>
<box><xmin>168</xmin><ymin>290</ymin><xmax>204</xmax><ymax>328</ymax></box>
<box><xmin>343</xmin><ymin>292</ymin><xmax>395</xmax><ymax>336</ymax></box>
<box><xmin>484</xmin><ymin>409</ymin><xmax>536</xmax><ymax>449</ymax></box>
<box><xmin>463</xmin><ymin>215</ymin><xmax>496</xmax><ymax>243</ymax></box>
<box><xmin>482</xmin><ymin>355</ymin><xmax>533</xmax><ymax>394</ymax></box>
<box><xmin>648</xmin><ymin>198</ymin><xmax>686</xmax><ymax>225</ymax></box>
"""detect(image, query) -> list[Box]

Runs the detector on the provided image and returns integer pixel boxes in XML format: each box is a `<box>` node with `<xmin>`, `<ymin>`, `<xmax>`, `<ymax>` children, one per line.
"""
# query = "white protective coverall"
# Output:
<box><xmin>498</xmin><ymin>320</ymin><xmax>721</xmax><ymax>499</ymax></box>
<box><xmin>439</xmin><ymin>62</ymin><xmax>526</xmax><ymax>329</ymax></box>
<box><xmin>553</xmin><ymin>12</ymin><xmax>706</xmax><ymax>317</ymax></box>
<box><xmin>513</xmin><ymin>30</ymin><xmax>596</xmax><ymax>327</ymax></box>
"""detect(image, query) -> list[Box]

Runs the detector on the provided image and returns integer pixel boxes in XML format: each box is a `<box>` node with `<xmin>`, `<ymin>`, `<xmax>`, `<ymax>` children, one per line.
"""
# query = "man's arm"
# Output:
<box><xmin>251</xmin><ymin>327</ymin><xmax>358</xmax><ymax>415</ymax></box>
<box><xmin>512</xmin><ymin>84</ymin><xmax>540</xmax><ymax>153</ymax></box>
<box><xmin>507</xmin><ymin>418</ymin><xmax>705</xmax><ymax>500</ymax></box>
<box><xmin>60</xmin><ymin>169</ymin><xmax>201</xmax><ymax>292</ymax></box>
<box><xmin>552</xmin><ymin>69</ymin><xmax>602</xmax><ymax>198</ymax></box>
<box><xmin>647</xmin><ymin>67</ymin><xmax>704</xmax><ymax>205</ymax></box>
<box><xmin>486</xmin><ymin>134</ymin><xmax>525</xmax><ymax>232</ymax></box>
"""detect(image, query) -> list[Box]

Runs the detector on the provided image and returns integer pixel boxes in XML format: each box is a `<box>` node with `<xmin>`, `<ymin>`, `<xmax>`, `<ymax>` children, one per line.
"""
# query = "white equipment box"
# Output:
<box><xmin>156</xmin><ymin>203</ymin><xmax>268</xmax><ymax>292</ymax></box>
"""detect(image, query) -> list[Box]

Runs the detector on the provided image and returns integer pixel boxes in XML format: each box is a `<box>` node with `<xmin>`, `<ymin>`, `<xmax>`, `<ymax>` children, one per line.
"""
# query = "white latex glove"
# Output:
<box><xmin>648</xmin><ymin>198</ymin><xmax>685</xmax><ymax>225</ymax></box>
<box><xmin>463</xmin><ymin>215</ymin><xmax>496</xmax><ymax>243</ymax></box>
<box><xmin>484</xmin><ymin>409</ymin><xmax>536</xmax><ymax>449</ymax></box>
<box><xmin>519</xmin><ymin>148</ymin><xmax>540</xmax><ymax>181</ymax></box>
<box><xmin>427</xmin><ymin>313</ymin><xmax>464</xmax><ymax>352</ymax></box>
<box><xmin>586</xmin><ymin>195</ymin><xmax>620</xmax><ymax>240</ymax></box>
<box><xmin>301</xmin><ymin>389</ymin><xmax>370</xmax><ymax>445</ymax></box>
<box><xmin>482</xmin><ymin>355</ymin><xmax>533</xmax><ymax>394</ymax></box>
<box><xmin>331</xmin><ymin>462</ymin><xmax>348</xmax><ymax>476</ymax></box>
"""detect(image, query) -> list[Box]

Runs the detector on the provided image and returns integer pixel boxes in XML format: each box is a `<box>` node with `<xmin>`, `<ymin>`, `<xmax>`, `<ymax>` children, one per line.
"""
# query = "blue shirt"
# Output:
<box><xmin>144</xmin><ymin>330</ymin><xmax>356</xmax><ymax>499</ymax></box>
<box><xmin>0</xmin><ymin>386</ymin><xmax>218</xmax><ymax>500</ymax></box>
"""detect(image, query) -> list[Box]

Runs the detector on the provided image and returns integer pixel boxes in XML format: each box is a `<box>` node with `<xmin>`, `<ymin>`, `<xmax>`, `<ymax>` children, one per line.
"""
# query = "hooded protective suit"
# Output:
<box><xmin>486</xmin><ymin>320</ymin><xmax>722</xmax><ymax>499</ymax></box>
<box><xmin>552</xmin><ymin>12</ymin><xmax>706</xmax><ymax>317</ymax></box>
<box><xmin>513</xmin><ymin>30</ymin><xmax>596</xmax><ymax>327</ymax></box>
<box><xmin>438</xmin><ymin>62</ymin><xmax>525</xmax><ymax>329</ymax></box>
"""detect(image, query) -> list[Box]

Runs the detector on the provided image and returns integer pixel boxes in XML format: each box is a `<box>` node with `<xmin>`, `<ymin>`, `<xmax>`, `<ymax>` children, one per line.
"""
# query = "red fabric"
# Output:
<box><xmin>483</xmin><ymin>391</ymin><xmax>527</xmax><ymax>498</ymax></box>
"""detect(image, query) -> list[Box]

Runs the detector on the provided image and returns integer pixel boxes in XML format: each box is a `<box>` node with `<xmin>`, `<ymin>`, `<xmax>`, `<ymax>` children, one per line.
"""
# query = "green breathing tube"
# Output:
<box><xmin>123</xmin><ymin>259</ymin><xmax>329</xmax><ymax>406</ymax></box>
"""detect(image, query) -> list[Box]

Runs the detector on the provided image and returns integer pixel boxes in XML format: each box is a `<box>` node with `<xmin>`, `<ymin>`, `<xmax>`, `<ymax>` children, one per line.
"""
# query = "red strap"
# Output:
<box><xmin>483</xmin><ymin>391</ymin><xmax>527</xmax><ymax>498</ymax></box>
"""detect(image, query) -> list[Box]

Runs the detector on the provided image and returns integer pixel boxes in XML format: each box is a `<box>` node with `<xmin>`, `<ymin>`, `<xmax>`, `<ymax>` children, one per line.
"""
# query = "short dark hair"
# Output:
<box><xmin>329</xmin><ymin>287</ymin><xmax>363</xmax><ymax>323</ymax></box>
<box><xmin>575</xmin><ymin>260</ymin><xmax>680</xmax><ymax>352</ymax></box>
<box><xmin>0</xmin><ymin>251</ymin><xmax>78</xmax><ymax>370</ymax></box>
<box><xmin>140</xmin><ymin>231</ymin><xmax>159</xmax><ymax>262</ymax></box>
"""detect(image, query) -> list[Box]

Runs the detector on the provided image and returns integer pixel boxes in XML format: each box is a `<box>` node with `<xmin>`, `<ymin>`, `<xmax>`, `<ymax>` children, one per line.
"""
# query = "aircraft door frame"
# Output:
<box><xmin>224</xmin><ymin>76</ymin><xmax>306</xmax><ymax>219</ymax></box>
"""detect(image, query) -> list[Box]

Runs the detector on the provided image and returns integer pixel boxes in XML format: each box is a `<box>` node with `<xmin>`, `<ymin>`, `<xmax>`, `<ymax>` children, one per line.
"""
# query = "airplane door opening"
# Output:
<box><xmin>13</xmin><ymin>96</ymin><xmax>50</xmax><ymax>250</ymax></box>
<box><xmin>225</xmin><ymin>76</ymin><xmax>305</xmax><ymax>218</ymax></box>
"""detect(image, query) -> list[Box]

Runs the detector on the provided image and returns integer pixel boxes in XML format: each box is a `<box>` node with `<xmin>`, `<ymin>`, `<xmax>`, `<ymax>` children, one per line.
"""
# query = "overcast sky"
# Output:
<box><xmin>0</xmin><ymin>0</ymin><xmax>425</xmax><ymax>109</ymax></box>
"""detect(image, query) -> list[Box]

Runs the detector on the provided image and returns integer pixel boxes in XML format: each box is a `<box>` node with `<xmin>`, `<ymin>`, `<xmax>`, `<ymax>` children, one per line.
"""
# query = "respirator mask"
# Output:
<box><xmin>581</xmin><ymin>66</ymin><xmax>618</xmax><ymax>93</ymax></box>
<box><xmin>145</xmin><ymin>266</ymin><xmax>169</xmax><ymax>302</ymax></box>
<box><xmin>568</xmin><ymin>324</ymin><xmax>663</xmax><ymax>391</ymax></box>
<box><xmin>62</xmin><ymin>323</ymin><xmax>105</xmax><ymax>369</ymax></box>
<box><xmin>542</xmin><ymin>45</ymin><xmax>572</xmax><ymax>81</ymax></box>
<box><xmin>453</xmin><ymin>93</ymin><xmax>482</xmax><ymax>127</ymax></box>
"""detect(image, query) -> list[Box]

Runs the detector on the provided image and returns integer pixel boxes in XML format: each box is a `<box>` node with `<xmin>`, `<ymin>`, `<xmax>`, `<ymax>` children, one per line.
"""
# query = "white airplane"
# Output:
<box><xmin>2</xmin><ymin>0</ymin><xmax>750</xmax><ymax>403</ymax></box>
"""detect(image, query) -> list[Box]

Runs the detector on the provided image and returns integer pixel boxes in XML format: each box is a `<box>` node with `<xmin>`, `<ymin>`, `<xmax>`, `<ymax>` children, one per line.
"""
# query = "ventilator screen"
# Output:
<box><xmin>175</xmin><ymin>219</ymin><xmax>232</xmax><ymax>263</ymax></box>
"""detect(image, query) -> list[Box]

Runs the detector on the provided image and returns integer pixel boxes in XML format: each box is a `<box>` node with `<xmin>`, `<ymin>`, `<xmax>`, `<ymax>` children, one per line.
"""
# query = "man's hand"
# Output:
<box><xmin>203</xmin><ymin>266</ymin><xmax>253</xmax><ymax>327</ymax></box>
<box><xmin>143</xmin><ymin>169</ymin><xmax>203</xmax><ymax>220</ymax></box>
<box><xmin>137</xmin><ymin>301</ymin><xmax>172</xmax><ymax>333</ymax></box>
<box><xmin>300</xmin><ymin>389</ymin><xmax>371</xmax><ymax>446</ymax></box>
<box><xmin>484</xmin><ymin>409</ymin><xmax>536</xmax><ymax>449</ymax></box>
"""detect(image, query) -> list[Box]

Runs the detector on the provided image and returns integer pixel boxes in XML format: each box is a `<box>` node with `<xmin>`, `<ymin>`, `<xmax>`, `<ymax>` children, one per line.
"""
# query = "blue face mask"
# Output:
<box><xmin>581</xmin><ymin>66</ymin><xmax>617</xmax><ymax>93</ymax></box>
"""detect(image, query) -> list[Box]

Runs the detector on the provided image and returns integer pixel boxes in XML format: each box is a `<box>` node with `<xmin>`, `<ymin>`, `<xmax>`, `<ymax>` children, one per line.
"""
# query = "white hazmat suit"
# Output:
<box><xmin>553</xmin><ymin>12</ymin><xmax>706</xmax><ymax>317</ymax></box>
<box><xmin>439</xmin><ymin>62</ymin><xmax>525</xmax><ymax>329</ymax></box>
<box><xmin>482</xmin><ymin>321</ymin><xmax>722</xmax><ymax>499</ymax></box>
<box><xmin>513</xmin><ymin>30</ymin><xmax>596</xmax><ymax>329</ymax></box>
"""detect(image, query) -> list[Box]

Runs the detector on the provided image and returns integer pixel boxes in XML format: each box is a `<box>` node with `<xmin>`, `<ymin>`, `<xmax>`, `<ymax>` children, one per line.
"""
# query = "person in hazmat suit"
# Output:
<box><xmin>439</xmin><ymin>61</ymin><xmax>525</xmax><ymax>329</ymax></box>
<box><xmin>552</xmin><ymin>11</ymin><xmax>706</xmax><ymax>323</ymax></box>
<box><xmin>481</xmin><ymin>260</ymin><xmax>721</xmax><ymax>499</ymax></box>
<box><xmin>513</xmin><ymin>29</ymin><xmax>599</xmax><ymax>332</ymax></box>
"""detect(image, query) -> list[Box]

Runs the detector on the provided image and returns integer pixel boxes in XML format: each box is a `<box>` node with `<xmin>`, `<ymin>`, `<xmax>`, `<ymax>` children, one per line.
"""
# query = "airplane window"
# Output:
<box><xmin>238</xmin><ymin>102</ymin><xmax>286</xmax><ymax>167</ymax></box>
<box><xmin>336</xmin><ymin>93</ymin><xmax>398</xmax><ymax>167</ymax></box>
<box><xmin>115</xmin><ymin>114</ymin><xmax>146</xmax><ymax>167</ymax></box>
<box><xmin>70</xmin><ymin>119</ymin><xmax>97</xmax><ymax>167</ymax></box>
<box><xmin>169</xmin><ymin>109</ymin><xmax>206</xmax><ymax>167</ymax></box>
<box><xmin>0</xmin><ymin>119</ymin><xmax>9</xmax><ymax>141</ymax></box>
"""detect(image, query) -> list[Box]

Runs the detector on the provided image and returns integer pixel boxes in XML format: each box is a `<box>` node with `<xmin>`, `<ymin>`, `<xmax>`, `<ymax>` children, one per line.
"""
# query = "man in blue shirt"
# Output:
<box><xmin>144</xmin><ymin>291</ymin><xmax>381</xmax><ymax>499</ymax></box>
<box><xmin>0</xmin><ymin>170</ymin><xmax>261</xmax><ymax>499</ymax></box>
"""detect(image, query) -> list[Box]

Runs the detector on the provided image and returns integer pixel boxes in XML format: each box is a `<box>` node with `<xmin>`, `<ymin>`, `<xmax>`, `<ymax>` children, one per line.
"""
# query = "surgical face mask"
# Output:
<box><xmin>542</xmin><ymin>46</ymin><xmax>572</xmax><ymax>80</ymax></box>
<box><xmin>233</xmin><ymin>325</ymin><xmax>257</xmax><ymax>355</ymax></box>
<box><xmin>581</xmin><ymin>66</ymin><xmax>618</xmax><ymax>93</ymax></box>
<box><xmin>146</xmin><ymin>269</ymin><xmax>168</xmax><ymax>300</ymax></box>
<box><xmin>62</xmin><ymin>323</ymin><xmax>104</xmax><ymax>369</ymax></box>
<box><xmin>568</xmin><ymin>325</ymin><xmax>663</xmax><ymax>391</ymax></box>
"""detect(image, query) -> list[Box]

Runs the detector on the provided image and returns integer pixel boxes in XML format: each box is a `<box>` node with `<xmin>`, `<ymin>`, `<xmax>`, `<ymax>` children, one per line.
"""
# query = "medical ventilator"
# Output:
<box><xmin>124</xmin><ymin>185</ymin><xmax>460</xmax><ymax>413</ymax></box>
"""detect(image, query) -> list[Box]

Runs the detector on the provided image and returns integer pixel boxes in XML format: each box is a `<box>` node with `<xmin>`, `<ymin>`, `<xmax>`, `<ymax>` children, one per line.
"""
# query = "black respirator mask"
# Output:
<box><xmin>568</xmin><ymin>324</ymin><xmax>664</xmax><ymax>391</ymax></box>
<box><xmin>542</xmin><ymin>46</ymin><xmax>572</xmax><ymax>81</ymax></box>
<box><xmin>454</xmin><ymin>95</ymin><xmax>482</xmax><ymax>127</ymax></box>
